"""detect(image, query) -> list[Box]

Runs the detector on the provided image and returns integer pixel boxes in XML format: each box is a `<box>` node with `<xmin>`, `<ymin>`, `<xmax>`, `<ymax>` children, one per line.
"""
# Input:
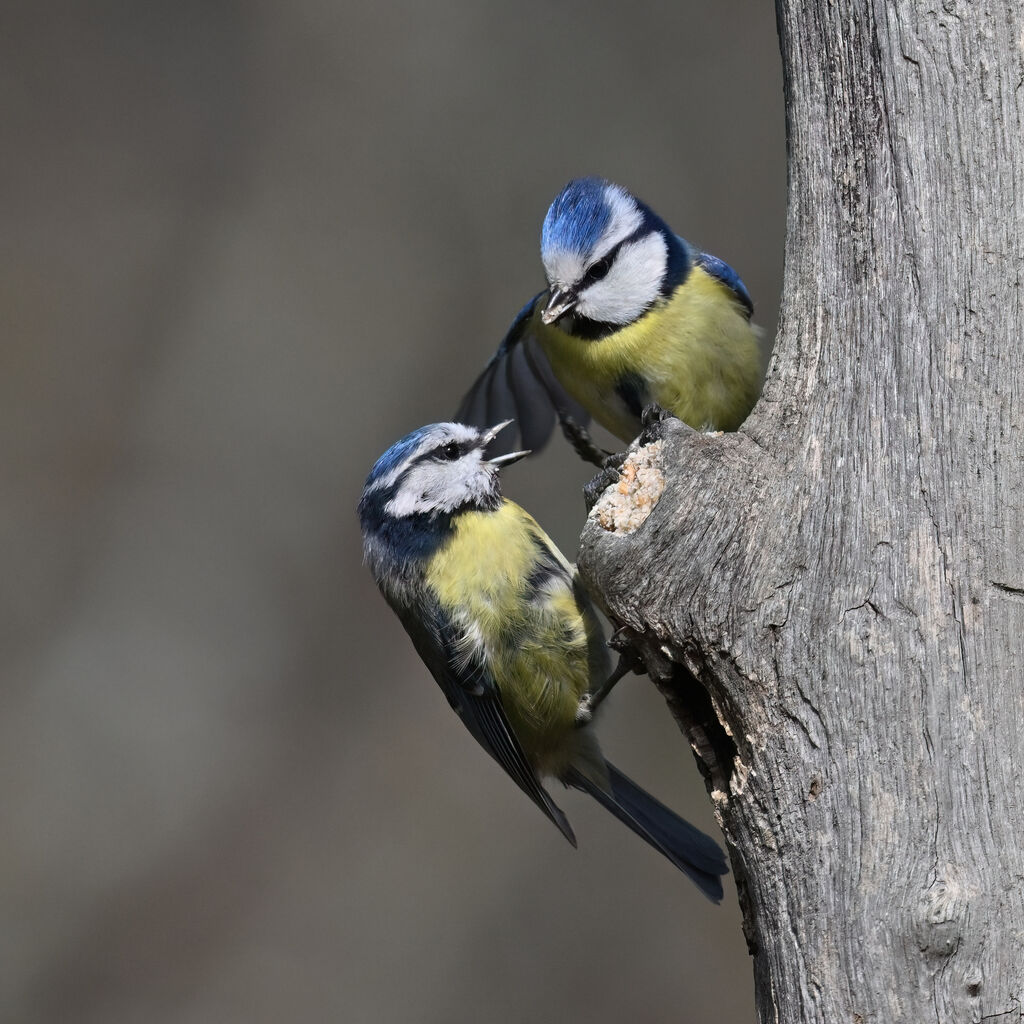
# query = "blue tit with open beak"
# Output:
<box><xmin>358</xmin><ymin>420</ymin><xmax>727</xmax><ymax>897</ymax></box>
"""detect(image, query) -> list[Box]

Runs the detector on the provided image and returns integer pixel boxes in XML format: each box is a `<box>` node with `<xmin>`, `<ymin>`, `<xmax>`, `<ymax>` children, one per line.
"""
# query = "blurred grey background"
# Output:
<box><xmin>1</xmin><ymin>2</ymin><xmax>784</xmax><ymax>1021</ymax></box>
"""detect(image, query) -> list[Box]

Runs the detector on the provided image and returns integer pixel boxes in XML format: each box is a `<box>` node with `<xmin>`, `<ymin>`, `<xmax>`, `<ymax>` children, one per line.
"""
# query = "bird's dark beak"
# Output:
<box><xmin>483</xmin><ymin>419</ymin><xmax>514</xmax><ymax>447</ymax></box>
<box><xmin>541</xmin><ymin>288</ymin><xmax>578</xmax><ymax>325</ymax></box>
<box><xmin>482</xmin><ymin>420</ymin><xmax>530</xmax><ymax>467</ymax></box>
<box><xmin>488</xmin><ymin>448</ymin><xmax>530</xmax><ymax>468</ymax></box>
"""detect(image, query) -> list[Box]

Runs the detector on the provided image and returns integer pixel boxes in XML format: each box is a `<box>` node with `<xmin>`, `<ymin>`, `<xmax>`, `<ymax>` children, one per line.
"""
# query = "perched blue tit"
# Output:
<box><xmin>457</xmin><ymin>177</ymin><xmax>764</xmax><ymax>459</ymax></box>
<box><xmin>358</xmin><ymin>421</ymin><xmax>727</xmax><ymax>899</ymax></box>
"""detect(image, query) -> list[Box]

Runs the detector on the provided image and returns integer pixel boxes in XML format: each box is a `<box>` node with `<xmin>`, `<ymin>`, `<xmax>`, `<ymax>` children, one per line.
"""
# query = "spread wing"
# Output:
<box><xmin>455</xmin><ymin>294</ymin><xmax>590</xmax><ymax>457</ymax></box>
<box><xmin>688</xmin><ymin>244</ymin><xmax>755</xmax><ymax>319</ymax></box>
<box><xmin>396</xmin><ymin>595</ymin><xmax>577</xmax><ymax>846</ymax></box>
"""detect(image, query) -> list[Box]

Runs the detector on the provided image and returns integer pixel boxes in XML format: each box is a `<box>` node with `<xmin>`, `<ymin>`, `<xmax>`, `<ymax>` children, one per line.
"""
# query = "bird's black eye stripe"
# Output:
<box><xmin>580</xmin><ymin>251</ymin><xmax>616</xmax><ymax>289</ymax></box>
<box><xmin>410</xmin><ymin>440</ymin><xmax>467</xmax><ymax>469</ymax></box>
<box><xmin>579</xmin><ymin>225</ymin><xmax>647</xmax><ymax>290</ymax></box>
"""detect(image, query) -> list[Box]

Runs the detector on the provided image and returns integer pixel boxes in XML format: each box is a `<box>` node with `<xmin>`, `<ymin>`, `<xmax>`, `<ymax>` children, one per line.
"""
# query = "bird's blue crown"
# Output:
<box><xmin>363</xmin><ymin>425</ymin><xmax>432</xmax><ymax>492</ymax></box>
<box><xmin>541</xmin><ymin>177</ymin><xmax>613</xmax><ymax>257</ymax></box>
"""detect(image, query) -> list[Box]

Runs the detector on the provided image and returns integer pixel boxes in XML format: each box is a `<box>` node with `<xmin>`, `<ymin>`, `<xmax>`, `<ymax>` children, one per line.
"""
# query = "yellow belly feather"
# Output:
<box><xmin>427</xmin><ymin>500</ymin><xmax>600</xmax><ymax>775</ymax></box>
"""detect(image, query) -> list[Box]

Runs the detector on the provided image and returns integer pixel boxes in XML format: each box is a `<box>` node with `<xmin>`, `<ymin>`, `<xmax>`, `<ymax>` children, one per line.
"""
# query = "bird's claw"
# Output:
<box><xmin>607</xmin><ymin>625</ymin><xmax>636</xmax><ymax>656</ymax></box>
<box><xmin>641</xmin><ymin>402</ymin><xmax>672</xmax><ymax>428</ymax></box>
<box><xmin>575</xmin><ymin>694</ymin><xmax>594</xmax><ymax>726</ymax></box>
<box><xmin>638</xmin><ymin>403</ymin><xmax>675</xmax><ymax>445</ymax></box>
<box><xmin>582</xmin><ymin>458</ymin><xmax>625</xmax><ymax>512</ymax></box>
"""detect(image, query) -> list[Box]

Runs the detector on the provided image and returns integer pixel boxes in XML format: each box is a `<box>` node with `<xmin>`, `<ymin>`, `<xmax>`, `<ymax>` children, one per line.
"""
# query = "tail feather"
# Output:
<box><xmin>566</xmin><ymin>762</ymin><xmax>728</xmax><ymax>903</ymax></box>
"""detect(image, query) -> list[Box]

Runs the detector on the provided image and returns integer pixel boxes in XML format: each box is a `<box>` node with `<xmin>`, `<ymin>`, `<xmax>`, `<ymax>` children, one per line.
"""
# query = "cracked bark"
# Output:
<box><xmin>578</xmin><ymin>2</ymin><xmax>1024</xmax><ymax>1021</ymax></box>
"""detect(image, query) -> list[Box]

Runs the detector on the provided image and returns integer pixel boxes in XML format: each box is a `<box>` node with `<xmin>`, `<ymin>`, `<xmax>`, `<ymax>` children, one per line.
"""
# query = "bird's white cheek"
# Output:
<box><xmin>383</xmin><ymin>463</ymin><xmax>454</xmax><ymax>517</ymax></box>
<box><xmin>578</xmin><ymin>233</ymin><xmax>668</xmax><ymax>324</ymax></box>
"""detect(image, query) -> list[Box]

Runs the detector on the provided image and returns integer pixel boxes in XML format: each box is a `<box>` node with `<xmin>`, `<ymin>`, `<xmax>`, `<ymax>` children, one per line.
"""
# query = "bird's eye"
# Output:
<box><xmin>587</xmin><ymin>254</ymin><xmax>614</xmax><ymax>283</ymax></box>
<box><xmin>439</xmin><ymin>442</ymin><xmax>460</xmax><ymax>460</ymax></box>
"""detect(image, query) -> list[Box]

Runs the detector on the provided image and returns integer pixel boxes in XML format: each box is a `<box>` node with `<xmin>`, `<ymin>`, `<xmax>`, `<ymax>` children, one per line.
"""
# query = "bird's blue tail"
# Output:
<box><xmin>566</xmin><ymin>762</ymin><xmax>728</xmax><ymax>902</ymax></box>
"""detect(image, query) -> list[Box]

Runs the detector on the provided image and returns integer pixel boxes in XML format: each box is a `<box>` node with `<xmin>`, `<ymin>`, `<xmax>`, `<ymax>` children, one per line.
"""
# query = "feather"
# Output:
<box><xmin>397</xmin><ymin>598</ymin><xmax>577</xmax><ymax>847</ymax></box>
<box><xmin>565</xmin><ymin>762</ymin><xmax>726</xmax><ymax>902</ymax></box>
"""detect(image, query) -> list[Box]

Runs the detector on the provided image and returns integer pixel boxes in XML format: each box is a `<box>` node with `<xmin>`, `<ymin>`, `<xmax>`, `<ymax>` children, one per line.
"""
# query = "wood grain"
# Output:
<box><xmin>580</xmin><ymin>2</ymin><xmax>1024</xmax><ymax>1020</ymax></box>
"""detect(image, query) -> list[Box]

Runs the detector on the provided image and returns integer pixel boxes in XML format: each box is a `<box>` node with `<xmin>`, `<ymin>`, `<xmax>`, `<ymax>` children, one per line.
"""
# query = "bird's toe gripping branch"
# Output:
<box><xmin>573</xmin><ymin>620</ymin><xmax>739</xmax><ymax>806</ymax></box>
<box><xmin>640</xmin><ymin>401</ymin><xmax>674</xmax><ymax>433</ymax></box>
<box><xmin>575</xmin><ymin>633</ymin><xmax>647</xmax><ymax>725</ymax></box>
<box><xmin>583</xmin><ymin>459</ymin><xmax>628</xmax><ymax>513</ymax></box>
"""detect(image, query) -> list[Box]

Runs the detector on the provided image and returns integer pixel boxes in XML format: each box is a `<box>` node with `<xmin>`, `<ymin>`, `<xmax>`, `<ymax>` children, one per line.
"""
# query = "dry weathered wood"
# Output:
<box><xmin>579</xmin><ymin>2</ymin><xmax>1024</xmax><ymax>1021</ymax></box>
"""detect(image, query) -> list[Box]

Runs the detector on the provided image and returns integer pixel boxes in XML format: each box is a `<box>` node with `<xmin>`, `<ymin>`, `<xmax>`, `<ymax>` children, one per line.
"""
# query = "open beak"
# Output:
<box><xmin>483</xmin><ymin>419</ymin><xmax>514</xmax><ymax>446</ymax></box>
<box><xmin>540</xmin><ymin>288</ymin><xmax>578</xmax><ymax>325</ymax></box>
<box><xmin>482</xmin><ymin>419</ymin><xmax>530</xmax><ymax>467</ymax></box>
<box><xmin>488</xmin><ymin>448</ymin><xmax>530</xmax><ymax>468</ymax></box>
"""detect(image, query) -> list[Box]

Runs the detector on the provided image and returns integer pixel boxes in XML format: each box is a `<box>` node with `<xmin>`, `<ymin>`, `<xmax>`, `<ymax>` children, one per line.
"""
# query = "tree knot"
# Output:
<box><xmin>914</xmin><ymin>877</ymin><xmax>966</xmax><ymax>958</ymax></box>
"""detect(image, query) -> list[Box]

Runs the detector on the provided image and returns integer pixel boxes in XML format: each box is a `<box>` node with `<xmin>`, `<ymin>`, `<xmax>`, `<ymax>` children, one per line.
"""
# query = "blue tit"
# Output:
<box><xmin>358</xmin><ymin>420</ymin><xmax>728</xmax><ymax>899</ymax></box>
<box><xmin>456</xmin><ymin>177</ymin><xmax>765</xmax><ymax>460</ymax></box>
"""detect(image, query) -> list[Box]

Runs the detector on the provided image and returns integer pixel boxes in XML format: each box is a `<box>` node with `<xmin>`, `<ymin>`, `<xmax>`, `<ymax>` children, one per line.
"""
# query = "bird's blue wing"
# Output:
<box><xmin>455</xmin><ymin>294</ymin><xmax>590</xmax><ymax>457</ymax></box>
<box><xmin>396</xmin><ymin>596</ymin><xmax>577</xmax><ymax>846</ymax></box>
<box><xmin>686</xmin><ymin>241</ymin><xmax>754</xmax><ymax>319</ymax></box>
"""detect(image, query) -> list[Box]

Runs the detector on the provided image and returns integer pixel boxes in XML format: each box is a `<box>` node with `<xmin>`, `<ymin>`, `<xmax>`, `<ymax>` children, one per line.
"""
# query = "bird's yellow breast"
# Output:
<box><xmin>539</xmin><ymin>267</ymin><xmax>764</xmax><ymax>440</ymax></box>
<box><xmin>426</xmin><ymin>500</ymin><xmax>600</xmax><ymax>773</ymax></box>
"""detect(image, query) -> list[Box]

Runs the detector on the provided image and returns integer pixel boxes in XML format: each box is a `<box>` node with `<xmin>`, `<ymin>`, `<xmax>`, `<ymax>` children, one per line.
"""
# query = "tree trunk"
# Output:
<box><xmin>579</xmin><ymin>3</ymin><xmax>1024</xmax><ymax>1021</ymax></box>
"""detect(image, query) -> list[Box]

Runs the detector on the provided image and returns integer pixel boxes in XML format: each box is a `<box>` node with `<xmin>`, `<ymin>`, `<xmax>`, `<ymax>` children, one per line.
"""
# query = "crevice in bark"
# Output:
<box><xmin>602</xmin><ymin>622</ymin><xmax>739</xmax><ymax>799</ymax></box>
<box><xmin>660</xmin><ymin>661</ymin><xmax>738</xmax><ymax>799</ymax></box>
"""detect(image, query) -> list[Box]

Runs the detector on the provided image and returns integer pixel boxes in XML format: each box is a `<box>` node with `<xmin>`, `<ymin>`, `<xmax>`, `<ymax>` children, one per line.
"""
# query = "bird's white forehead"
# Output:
<box><xmin>597</xmin><ymin>184</ymin><xmax>643</xmax><ymax>253</ymax></box>
<box><xmin>419</xmin><ymin>422</ymin><xmax>479</xmax><ymax>449</ymax></box>
<box><xmin>542</xmin><ymin>248</ymin><xmax>585</xmax><ymax>291</ymax></box>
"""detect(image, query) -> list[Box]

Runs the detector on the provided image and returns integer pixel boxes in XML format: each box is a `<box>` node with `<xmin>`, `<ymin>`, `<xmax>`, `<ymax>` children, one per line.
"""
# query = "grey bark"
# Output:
<box><xmin>579</xmin><ymin>3</ymin><xmax>1024</xmax><ymax>1022</ymax></box>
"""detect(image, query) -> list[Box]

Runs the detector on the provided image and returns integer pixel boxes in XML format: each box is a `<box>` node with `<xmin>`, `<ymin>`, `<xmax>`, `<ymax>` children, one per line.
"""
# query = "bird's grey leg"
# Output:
<box><xmin>575</xmin><ymin>649</ymin><xmax>644</xmax><ymax>725</ymax></box>
<box><xmin>556</xmin><ymin>411</ymin><xmax>613</xmax><ymax>467</ymax></box>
